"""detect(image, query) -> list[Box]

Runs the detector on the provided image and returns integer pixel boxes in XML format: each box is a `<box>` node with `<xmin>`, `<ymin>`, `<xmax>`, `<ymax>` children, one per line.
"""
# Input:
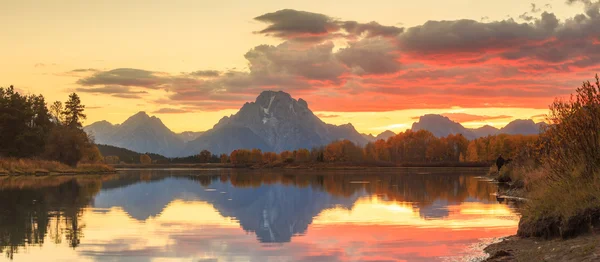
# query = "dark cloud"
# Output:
<box><xmin>531</xmin><ymin>3</ymin><xmax>542</xmax><ymax>13</ymax></box>
<box><xmin>189</xmin><ymin>70</ymin><xmax>221</xmax><ymax>77</ymax></box>
<box><xmin>341</xmin><ymin>21</ymin><xmax>404</xmax><ymax>38</ymax></box>
<box><xmin>254</xmin><ymin>9</ymin><xmax>338</xmax><ymax>42</ymax></box>
<box><xmin>254</xmin><ymin>9</ymin><xmax>403</xmax><ymax>42</ymax></box>
<box><xmin>152</xmin><ymin>108</ymin><xmax>191</xmax><ymax>114</ymax></box>
<box><xmin>77</xmin><ymin>68</ymin><xmax>166</xmax><ymax>88</ymax></box>
<box><xmin>336</xmin><ymin>37</ymin><xmax>401</xmax><ymax>75</ymax></box>
<box><xmin>398</xmin><ymin>19</ymin><xmax>547</xmax><ymax>55</ymax></box>
<box><xmin>75</xmin><ymin>85</ymin><xmax>148</xmax><ymax>95</ymax></box>
<box><xmin>112</xmin><ymin>93</ymin><xmax>144</xmax><ymax>99</ymax></box>
<box><xmin>244</xmin><ymin>42</ymin><xmax>345</xmax><ymax>81</ymax></box>
<box><xmin>519</xmin><ymin>12</ymin><xmax>535</xmax><ymax>21</ymax></box>
<box><xmin>71</xmin><ymin>68</ymin><xmax>99</xmax><ymax>73</ymax></box>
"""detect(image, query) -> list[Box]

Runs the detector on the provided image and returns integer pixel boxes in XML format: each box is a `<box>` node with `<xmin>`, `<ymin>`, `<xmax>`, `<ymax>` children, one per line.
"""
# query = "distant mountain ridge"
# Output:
<box><xmin>86</xmin><ymin>91</ymin><xmax>368</xmax><ymax>156</ymax></box>
<box><xmin>85</xmin><ymin>92</ymin><xmax>546</xmax><ymax>157</ymax></box>
<box><xmin>84</xmin><ymin>112</ymin><xmax>185</xmax><ymax>157</ymax></box>
<box><xmin>412</xmin><ymin>114</ymin><xmax>478</xmax><ymax>140</ymax></box>
<box><xmin>411</xmin><ymin>114</ymin><xmax>546</xmax><ymax>139</ymax></box>
<box><xmin>362</xmin><ymin>130</ymin><xmax>396</xmax><ymax>142</ymax></box>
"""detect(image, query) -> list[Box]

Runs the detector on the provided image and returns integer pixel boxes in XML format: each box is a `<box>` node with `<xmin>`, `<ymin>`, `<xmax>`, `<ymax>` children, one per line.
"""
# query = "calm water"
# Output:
<box><xmin>0</xmin><ymin>168</ymin><xmax>520</xmax><ymax>262</ymax></box>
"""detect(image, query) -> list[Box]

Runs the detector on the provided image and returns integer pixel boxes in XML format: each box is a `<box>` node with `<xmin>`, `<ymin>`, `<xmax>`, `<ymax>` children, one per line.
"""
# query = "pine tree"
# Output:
<box><xmin>63</xmin><ymin>93</ymin><xmax>86</xmax><ymax>128</ymax></box>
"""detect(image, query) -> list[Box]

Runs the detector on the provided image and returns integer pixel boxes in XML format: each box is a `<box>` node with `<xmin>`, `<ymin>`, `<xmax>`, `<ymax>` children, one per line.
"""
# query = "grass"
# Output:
<box><xmin>498</xmin><ymin>162</ymin><xmax>600</xmax><ymax>239</ymax></box>
<box><xmin>0</xmin><ymin>158</ymin><xmax>115</xmax><ymax>175</ymax></box>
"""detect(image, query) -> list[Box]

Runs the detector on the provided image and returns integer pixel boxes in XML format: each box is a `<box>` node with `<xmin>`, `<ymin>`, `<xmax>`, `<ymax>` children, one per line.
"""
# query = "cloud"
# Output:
<box><xmin>315</xmin><ymin>113</ymin><xmax>340</xmax><ymax>118</ymax></box>
<box><xmin>71</xmin><ymin>3</ymin><xmax>600</xmax><ymax>112</ymax></box>
<box><xmin>112</xmin><ymin>93</ymin><xmax>144</xmax><ymax>99</ymax></box>
<box><xmin>75</xmin><ymin>85</ymin><xmax>148</xmax><ymax>95</ymax></box>
<box><xmin>336</xmin><ymin>37</ymin><xmax>401</xmax><ymax>75</ymax></box>
<box><xmin>34</xmin><ymin>63</ymin><xmax>57</xmax><ymax>68</ymax></box>
<box><xmin>189</xmin><ymin>70</ymin><xmax>221</xmax><ymax>77</ymax></box>
<box><xmin>77</xmin><ymin>68</ymin><xmax>168</xmax><ymax>88</ymax></box>
<box><xmin>71</xmin><ymin>68</ymin><xmax>99</xmax><ymax>73</ymax></box>
<box><xmin>253</xmin><ymin>9</ymin><xmax>403</xmax><ymax>42</ymax></box>
<box><xmin>254</xmin><ymin>9</ymin><xmax>339</xmax><ymax>42</ymax></box>
<box><xmin>75</xmin><ymin>85</ymin><xmax>148</xmax><ymax>99</ymax></box>
<box><xmin>152</xmin><ymin>108</ymin><xmax>191</xmax><ymax>114</ymax></box>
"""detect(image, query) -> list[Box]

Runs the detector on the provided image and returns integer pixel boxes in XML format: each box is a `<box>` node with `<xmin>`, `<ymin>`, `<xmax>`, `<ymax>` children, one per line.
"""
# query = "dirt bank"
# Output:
<box><xmin>484</xmin><ymin>230</ymin><xmax>600</xmax><ymax>261</ymax></box>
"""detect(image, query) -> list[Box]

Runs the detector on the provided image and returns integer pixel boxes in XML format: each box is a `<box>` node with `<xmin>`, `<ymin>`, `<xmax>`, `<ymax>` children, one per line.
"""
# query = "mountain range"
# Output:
<box><xmin>411</xmin><ymin>114</ymin><xmax>546</xmax><ymax>140</ymax></box>
<box><xmin>86</xmin><ymin>91</ymin><xmax>371</xmax><ymax>157</ymax></box>
<box><xmin>85</xmin><ymin>91</ymin><xmax>547</xmax><ymax>157</ymax></box>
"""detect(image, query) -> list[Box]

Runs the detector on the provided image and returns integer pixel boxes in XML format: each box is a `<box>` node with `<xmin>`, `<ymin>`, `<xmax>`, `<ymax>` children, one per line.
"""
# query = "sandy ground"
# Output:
<box><xmin>484</xmin><ymin>230</ymin><xmax>600</xmax><ymax>261</ymax></box>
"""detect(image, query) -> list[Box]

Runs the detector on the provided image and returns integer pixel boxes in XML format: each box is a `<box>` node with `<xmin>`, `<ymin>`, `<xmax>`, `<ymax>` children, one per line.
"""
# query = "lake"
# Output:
<box><xmin>0</xmin><ymin>168</ymin><xmax>519</xmax><ymax>261</ymax></box>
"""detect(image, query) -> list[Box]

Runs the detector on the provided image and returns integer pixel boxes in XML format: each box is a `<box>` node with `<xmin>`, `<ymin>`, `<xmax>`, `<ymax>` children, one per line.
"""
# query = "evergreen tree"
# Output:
<box><xmin>63</xmin><ymin>93</ymin><xmax>85</xmax><ymax>128</ymax></box>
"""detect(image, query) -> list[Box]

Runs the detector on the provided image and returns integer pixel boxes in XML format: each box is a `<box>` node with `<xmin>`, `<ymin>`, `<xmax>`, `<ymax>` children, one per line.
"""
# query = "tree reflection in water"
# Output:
<box><xmin>0</xmin><ymin>168</ymin><xmax>517</xmax><ymax>259</ymax></box>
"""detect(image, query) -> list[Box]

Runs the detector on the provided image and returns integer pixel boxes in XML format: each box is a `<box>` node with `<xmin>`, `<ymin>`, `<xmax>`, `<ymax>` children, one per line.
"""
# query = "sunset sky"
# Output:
<box><xmin>2</xmin><ymin>0</ymin><xmax>599</xmax><ymax>133</ymax></box>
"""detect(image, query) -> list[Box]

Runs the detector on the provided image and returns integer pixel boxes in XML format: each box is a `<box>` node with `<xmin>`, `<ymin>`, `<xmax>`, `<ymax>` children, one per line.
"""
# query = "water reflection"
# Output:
<box><xmin>0</xmin><ymin>168</ymin><xmax>519</xmax><ymax>261</ymax></box>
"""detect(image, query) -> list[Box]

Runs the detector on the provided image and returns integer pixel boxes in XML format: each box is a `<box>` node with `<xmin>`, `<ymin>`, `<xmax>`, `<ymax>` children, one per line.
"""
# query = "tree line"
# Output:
<box><xmin>0</xmin><ymin>86</ymin><xmax>100</xmax><ymax>166</ymax></box>
<box><xmin>136</xmin><ymin>130</ymin><xmax>537</xmax><ymax>166</ymax></box>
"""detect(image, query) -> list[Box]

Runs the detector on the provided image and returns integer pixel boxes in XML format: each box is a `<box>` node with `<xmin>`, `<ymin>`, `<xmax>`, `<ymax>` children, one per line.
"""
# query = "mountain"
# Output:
<box><xmin>410</xmin><ymin>114</ymin><xmax>546</xmax><ymax>139</ymax></box>
<box><xmin>470</xmin><ymin>125</ymin><xmax>499</xmax><ymax>138</ymax></box>
<box><xmin>84</xmin><ymin>112</ymin><xmax>185</xmax><ymax>157</ymax></box>
<box><xmin>362</xmin><ymin>133</ymin><xmax>376</xmax><ymax>141</ymax></box>
<box><xmin>411</xmin><ymin>114</ymin><xmax>477</xmax><ymax>140</ymax></box>
<box><xmin>498</xmin><ymin>119</ymin><xmax>542</xmax><ymax>135</ymax></box>
<box><xmin>182</xmin><ymin>91</ymin><xmax>368</xmax><ymax>155</ymax></box>
<box><xmin>376</xmin><ymin>130</ymin><xmax>396</xmax><ymax>141</ymax></box>
<box><xmin>177</xmin><ymin>131</ymin><xmax>204</xmax><ymax>142</ymax></box>
<box><xmin>363</xmin><ymin>130</ymin><xmax>396</xmax><ymax>142</ymax></box>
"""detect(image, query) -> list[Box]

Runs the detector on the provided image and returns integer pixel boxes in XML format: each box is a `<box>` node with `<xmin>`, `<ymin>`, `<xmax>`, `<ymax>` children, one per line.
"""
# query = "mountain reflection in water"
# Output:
<box><xmin>0</xmin><ymin>168</ymin><xmax>519</xmax><ymax>261</ymax></box>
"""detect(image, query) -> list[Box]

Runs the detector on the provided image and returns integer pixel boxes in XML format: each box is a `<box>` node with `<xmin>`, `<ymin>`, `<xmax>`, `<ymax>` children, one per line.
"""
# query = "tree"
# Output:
<box><xmin>44</xmin><ymin>125</ymin><xmax>93</xmax><ymax>166</ymax></box>
<box><xmin>220</xmin><ymin>154</ymin><xmax>229</xmax><ymax>164</ymax></box>
<box><xmin>63</xmin><ymin>93</ymin><xmax>86</xmax><ymax>128</ymax></box>
<box><xmin>0</xmin><ymin>86</ymin><xmax>54</xmax><ymax>158</ymax></box>
<box><xmin>544</xmin><ymin>74</ymin><xmax>600</xmax><ymax>179</ymax></box>
<box><xmin>295</xmin><ymin>149</ymin><xmax>310</xmax><ymax>162</ymax></box>
<box><xmin>262</xmin><ymin>152</ymin><xmax>278</xmax><ymax>163</ymax></box>
<box><xmin>50</xmin><ymin>101</ymin><xmax>64</xmax><ymax>123</ymax></box>
<box><xmin>104</xmin><ymin>156</ymin><xmax>120</xmax><ymax>164</ymax></box>
<box><xmin>198</xmin><ymin>150</ymin><xmax>212</xmax><ymax>163</ymax></box>
<box><xmin>251</xmin><ymin>149</ymin><xmax>263</xmax><ymax>163</ymax></box>
<box><xmin>140</xmin><ymin>154</ymin><xmax>152</xmax><ymax>164</ymax></box>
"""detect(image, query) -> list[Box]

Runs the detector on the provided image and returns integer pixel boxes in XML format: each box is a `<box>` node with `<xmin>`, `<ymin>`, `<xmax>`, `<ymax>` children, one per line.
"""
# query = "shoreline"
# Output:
<box><xmin>112</xmin><ymin>162</ymin><xmax>491</xmax><ymax>170</ymax></box>
<box><xmin>482</xmin><ymin>174</ymin><xmax>600</xmax><ymax>261</ymax></box>
<box><xmin>0</xmin><ymin>158</ymin><xmax>116</xmax><ymax>176</ymax></box>
<box><xmin>0</xmin><ymin>170</ymin><xmax>117</xmax><ymax>176</ymax></box>
<box><xmin>484</xmin><ymin>232</ymin><xmax>600</xmax><ymax>261</ymax></box>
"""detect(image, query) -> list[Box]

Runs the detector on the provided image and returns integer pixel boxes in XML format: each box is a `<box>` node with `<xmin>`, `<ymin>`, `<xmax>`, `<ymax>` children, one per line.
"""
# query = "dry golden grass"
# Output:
<box><xmin>0</xmin><ymin>158</ymin><xmax>114</xmax><ymax>175</ymax></box>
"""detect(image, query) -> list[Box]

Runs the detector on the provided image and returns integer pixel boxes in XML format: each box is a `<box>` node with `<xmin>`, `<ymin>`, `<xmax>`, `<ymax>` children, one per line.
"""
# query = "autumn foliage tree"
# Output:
<box><xmin>140</xmin><ymin>154</ymin><xmax>152</xmax><ymax>164</ymax></box>
<box><xmin>544</xmin><ymin>74</ymin><xmax>600</xmax><ymax>179</ymax></box>
<box><xmin>198</xmin><ymin>150</ymin><xmax>212</xmax><ymax>163</ymax></box>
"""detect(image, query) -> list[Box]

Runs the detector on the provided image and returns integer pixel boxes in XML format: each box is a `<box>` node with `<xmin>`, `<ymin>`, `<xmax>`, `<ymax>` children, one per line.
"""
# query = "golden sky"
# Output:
<box><xmin>1</xmin><ymin>0</ymin><xmax>596</xmax><ymax>133</ymax></box>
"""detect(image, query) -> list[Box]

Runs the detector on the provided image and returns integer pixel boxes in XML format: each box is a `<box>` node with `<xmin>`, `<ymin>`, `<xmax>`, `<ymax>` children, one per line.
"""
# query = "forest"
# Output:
<box><xmin>0</xmin><ymin>85</ymin><xmax>111</xmax><ymax>174</ymax></box>
<box><xmin>105</xmin><ymin>130</ymin><xmax>538</xmax><ymax>167</ymax></box>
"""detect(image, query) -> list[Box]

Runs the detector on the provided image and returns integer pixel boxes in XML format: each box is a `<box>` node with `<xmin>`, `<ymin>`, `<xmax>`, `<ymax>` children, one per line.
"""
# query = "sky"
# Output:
<box><xmin>2</xmin><ymin>0</ymin><xmax>599</xmax><ymax>134</ymax></box>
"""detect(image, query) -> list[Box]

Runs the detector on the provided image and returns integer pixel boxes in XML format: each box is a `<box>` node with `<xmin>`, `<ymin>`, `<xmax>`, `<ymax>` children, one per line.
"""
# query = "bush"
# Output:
<box><xmin>513</xmin><ymin>75</ymin><xmax>600</xmax><ymax>239</ymax></box>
